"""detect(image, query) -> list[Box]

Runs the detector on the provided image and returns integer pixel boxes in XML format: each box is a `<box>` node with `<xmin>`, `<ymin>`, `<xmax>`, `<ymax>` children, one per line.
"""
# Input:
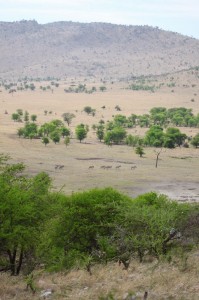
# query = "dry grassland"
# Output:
<box><xmin>0</xmin><ymin>76</ymin><xmax>199</xmax><ymax>201</ymax></box>
<box><xmin>0</xmin><ymin>250</ymin><xmax>199</xmax><ymax>299</ymax></box>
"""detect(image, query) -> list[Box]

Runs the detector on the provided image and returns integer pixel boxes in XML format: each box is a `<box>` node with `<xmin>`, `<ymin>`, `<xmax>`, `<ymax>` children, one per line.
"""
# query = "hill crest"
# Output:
<box><xmin>0</xmin><ymin>20</ymin><xmax>199</xmax><ymax>79</ymax></box>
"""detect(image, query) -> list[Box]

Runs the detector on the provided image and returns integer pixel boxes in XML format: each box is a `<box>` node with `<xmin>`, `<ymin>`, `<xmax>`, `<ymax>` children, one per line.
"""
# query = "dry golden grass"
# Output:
<box><xmin>0</xmin><ymin>250</ymin><xmax>199</xmax><ymax>299</ymax></box>
<box><xmin>0</xmin><ymin>72</ymin><xmax>199</xmax><ymax>201</ymax></box>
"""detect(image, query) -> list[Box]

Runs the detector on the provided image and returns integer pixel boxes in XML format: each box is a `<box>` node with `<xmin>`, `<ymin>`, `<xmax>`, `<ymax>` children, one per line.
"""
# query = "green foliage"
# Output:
<box><xmin>145</xmin><ymin>125</ymin><xmax>164</xmax><ymax>147</ymax></box>
<box><xmin>191</xmin><ymin>133</ymin><xmax>199</xmax><ymax>148</ymax></box>
<box><xmin>96</xmin><ymin>125</ymin><xmax>105</xmax><ymax>142</ymax></box>
<box><xmin>75</xmin><ymin>124</ymin><xmax>88</xmax><ymax>142</ymax></box>
<box><xmin>64</xmin><ymin>136</ymin><xmax>70</xmax><ymax>147</ymax></box>
<box><xmin>24</xmin><ymin>111</ymin><xmax>29</xmax><ymax>122</ymax></box>
<box><xmin>0</xmin><ymin>159</ymin><xmax>52</xmax><ymax>275</ymax></box>
<box><xmin>30</xmin><ymin>114</ymin><xmax>37</xmax><ymax>122</ymax></box>
<box><xmin>128</xmin><ymin>83</ymin><xmax>156</xmax><ymax>92</ymax></box>
<box><xmin>12</xmin><ymin>113</ymin><xmax>22</xmax><ymax>122</ymax></box>
<box><xmin>99</xmin><ymin>86</ymin><xmax>107</xmax><ymax>92</ymax></box>
<box><xmin>113</xmin><ymin>114</ymin><xmax>128</xmax><ymax>127</ymax></box>
<box><xmin>83</xmin><ymin>106</ymin><xmax>95</xmax><ymax>115</ymax></box>
<box><xmin>0</xmin><ymin>156</ymin><xmax>198</xmax><ymax>275</ymax></box>
<box><xmin>126</xmin><ymin>134</ymin><xmax>143</xmax><ymax>147</ymax></box>
<box><xmin>138</xmin><ymin>114</ymin><xmax>150</xmax><ymax>127</ymax></box>
<box><xmin>42</xmin><ymin>137</ymin><xmax>50</xmax><ymax>146</ymax></box>
<box><xmin>50</xmin><ymin>131</ymin><xmax>60</xmax><ymax>144</ymax></box>
<box><xmin>104</xmin><ymin>127</ymin><xmax>127</xmax><ymax>145</ymax></box>
<box><xmin>164</xmin><ymin>127</ymin><xmax>186</xmax><ymax>147</ymax></box>
<box><xmin>17</xmin><ymin>119</ymin><xmax>70</xmax><ymax>143</ymax></box>
<box><xmin>135</xmin><ymin>146</ymin><xmax>145</xmax><ymax>157</ymax></box>
<box><xmin>121</xmin><ymin>192</ymin><xmax>194</xmax><ymax>260</ymax></box>
<box><xmin>38</xmin><ymin>188</ymin><xmax>131</xmax><ymax>270</ymax></box>
<box><xmin>19</xmin><ymin>122</ymin><xmax>38</xmax><ymax>139</ymax></box>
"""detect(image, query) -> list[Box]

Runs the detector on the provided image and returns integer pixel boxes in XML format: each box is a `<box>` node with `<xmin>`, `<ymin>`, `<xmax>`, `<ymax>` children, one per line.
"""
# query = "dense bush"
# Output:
<box><xmin>0</xmin><ymin>156</ymin><xmax>198</xmax><ymax>275</ymax></box>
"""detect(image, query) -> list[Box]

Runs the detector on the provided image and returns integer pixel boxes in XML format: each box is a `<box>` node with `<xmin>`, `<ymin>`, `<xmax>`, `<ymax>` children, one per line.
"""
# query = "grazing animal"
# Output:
<box><xmin>89</xmin><ymin>166</ymin><xmax>94</xmax><ymax>169</ymax></box>
<box><xmin>131</xmin><ymin>165</ymin><xmax>137</xmax><ymax>170</ymax></box>
<box><xmin>55</xmin><ymin>164</ymin><xmax>64</xmax><ymax>169</ymax></box>
<box><xmin>116</xmin><ymin>165</ymin><xmax>121</xmax><ymax>169</ymax></box>
<box><xmin>106</xmin><ymin>166</ymin><xmax>112</xmax><ymax>169</ymax></box>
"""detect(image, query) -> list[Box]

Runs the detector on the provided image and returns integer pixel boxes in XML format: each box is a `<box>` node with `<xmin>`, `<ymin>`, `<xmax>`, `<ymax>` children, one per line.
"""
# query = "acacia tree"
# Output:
<box><xmin>154</xmin><ymin>148</ymin><xmax>165</xmax><ymax>168</ymax></box>
<box><xmin>0</xmin><ymin>158</ymin><xmax>51</xmax><ymax>275</ymax></box>
<box><xmin>62</xmin><ymin>113</ymin><xmax>75</xmax><ymax>126</ymax></box>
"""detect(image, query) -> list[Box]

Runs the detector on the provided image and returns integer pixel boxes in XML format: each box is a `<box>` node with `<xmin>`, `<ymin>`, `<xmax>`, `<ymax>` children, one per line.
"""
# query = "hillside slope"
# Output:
<box><xmin>0</xmin><ymin>20</ymin><xmax>199</xmax><ymax>79</ymax></box>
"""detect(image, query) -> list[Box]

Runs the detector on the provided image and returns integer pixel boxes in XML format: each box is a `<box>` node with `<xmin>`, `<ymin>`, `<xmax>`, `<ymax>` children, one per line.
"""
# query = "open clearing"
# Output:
<box><xmin>0</xmin><ymin>76</ymin><xmax>199</xmax><ymax>202</ymax></box>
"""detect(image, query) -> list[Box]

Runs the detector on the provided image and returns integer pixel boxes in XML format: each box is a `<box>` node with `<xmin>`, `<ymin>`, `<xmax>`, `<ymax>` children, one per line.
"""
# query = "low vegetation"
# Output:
<box><xmin>0</xmin><ymin>155</ymin><xmax>198</xmax><ymax>278</ymax></box>
<box><xmin>0</xmin><ymin>154</ymin><xmax>198</xmax><ymax>299</ymax></box>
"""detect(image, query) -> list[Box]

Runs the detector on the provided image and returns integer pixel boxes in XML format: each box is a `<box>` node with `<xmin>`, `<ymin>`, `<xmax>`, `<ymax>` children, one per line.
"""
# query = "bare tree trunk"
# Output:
<box><xmin>7</xmin><ymin>249</ymin><xmax>17</xmax><ymax>275</ymax></box>
<box><xmin>16</xmin><ymin>250</ymin><xmax>23</xmax><ymax>275</ymax></box>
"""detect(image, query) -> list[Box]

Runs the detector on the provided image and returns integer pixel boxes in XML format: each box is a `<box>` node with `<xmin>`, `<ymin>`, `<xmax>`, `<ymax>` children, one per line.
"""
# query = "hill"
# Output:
<box><xmin>0</xmin><ymin>20</ymin><xmax>199</xmax><ymax>79</ymax></box>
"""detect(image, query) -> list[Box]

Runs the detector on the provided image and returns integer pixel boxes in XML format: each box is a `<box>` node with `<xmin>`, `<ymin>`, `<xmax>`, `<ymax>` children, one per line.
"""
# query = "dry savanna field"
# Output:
<box><xmin>0</xmin><ymin>70</ymin><xmax>199</xmax><ymax>202</ymax></box>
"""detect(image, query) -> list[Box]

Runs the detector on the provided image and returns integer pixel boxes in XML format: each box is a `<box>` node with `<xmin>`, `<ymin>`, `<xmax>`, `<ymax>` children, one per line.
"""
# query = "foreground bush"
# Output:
<box><xmin>0</xmin><ymin>155</ymin><xmax>198</xmax><ymax>275</ymax></box>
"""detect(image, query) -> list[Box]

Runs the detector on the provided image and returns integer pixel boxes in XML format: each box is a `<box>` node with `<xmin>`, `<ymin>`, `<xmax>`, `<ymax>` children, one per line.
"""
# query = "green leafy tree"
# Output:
<box><xmin>17</xmin><ymin>128</ymin><xmax>24</xmax><ymax>138</ymax></box>
<box><xmin>191</xmin><ymin>133</ymin><xmax>199</xmax><ymax>148</ymax></box>
<box><xmin>145</xmin><ymin>125</ymin><xmax>164</xmax><ymax>147</ymax></box>
<box><xmin>23</xmin><ymin>123</ymin><xmax>38</xmax><ymax>138</ymax></box>
<box><xmin>113</xmin><ymin>115</ymin><xmax>128</xmax><ymax>127</ymax></box>
<box><xmin>75</xmin><ymin>124</ymin><xmax>88</xmax><ymax>142</ymax></box>
<box><xmin>64</xmin><ymin>136</ymin><xmax>70</xmax><ymax>147</ymax></box>
<box><xmin>24</xmin><ymin>111</ymin><xmax>29</xmax><ymax>122</ymax></box>
<box><xmin>12</xmin><ymin>113</ymin><xmax>21</xmax><ymax>122</ymax></box>
<box><xmin>42</xmin><ymin>137</ymin><xmax>50</xmax><ymax>146</ymax></box>
<box><xmin>60</xmin><ymin>127</ymin><xmax>70</xmax><ymax>138</ymax></box>
<box><xmin>126</xmin><ymin>134</ymin><xmax>143</xmax><ymax>147</ymax></box>
<box><xmin>30</xmin><ymin>114</ymin><xmax>37</xmax><ymax>122</ymax></box>
<box><xmin>99</xmin><ymin>86</ymin><xmax>106</xmax><ymax>92</ymax></box>
<box><xmin>135</xmin><ymin>146</ymin><xmax>145</xmax><ymax>157</ymax></box>
<box><xmin>96</xmin><ymin>125</ymin><xmax>104</xmax><ymax>142</ymax></box>
<box><xmin>38</xmin><ymin>188</ymin><xmax>130</xmax><ymax>271</ymax></box>
<box><xmin>50</xmin><ymin>131</ymin><xmax>60</xmax><ymax>144</ymax></box>
<box><xmin>0</xmin><ymin>160</ymin><xmax>52</xmax><ymax>275</ymax></box>
<box><xmin>164</xmin><ymin>127</ymin><xmax>186</xmax><ymax>147</ymax></box>
<box><xmin>83</xmin><ymin>106</ymin><xmax>93</xmax><ymax>115</ymax></box>
<box><xmin>104</xmin><ymin>127</ymin><xmax>127</xmax><ymax>145</ymax></box>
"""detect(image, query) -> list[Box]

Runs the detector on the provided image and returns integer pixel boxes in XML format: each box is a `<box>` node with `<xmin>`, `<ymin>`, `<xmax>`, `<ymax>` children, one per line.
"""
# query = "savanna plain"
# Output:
<box><xmin>0</xmin><ymin>69</ymin><xmax>199</xmax><ymax>300</ymax></box>
<box><xmin>1</xmin><ymin>71</ymin><xmax>199</xmax><ymax>201</ymax></box>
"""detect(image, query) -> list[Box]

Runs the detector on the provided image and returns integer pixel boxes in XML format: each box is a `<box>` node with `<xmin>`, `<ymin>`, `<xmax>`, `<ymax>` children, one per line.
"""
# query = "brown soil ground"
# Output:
<box><xmin>0</xmin><ymin>75</ymin><xmax>199</xmax><ymax>202</ymax></box>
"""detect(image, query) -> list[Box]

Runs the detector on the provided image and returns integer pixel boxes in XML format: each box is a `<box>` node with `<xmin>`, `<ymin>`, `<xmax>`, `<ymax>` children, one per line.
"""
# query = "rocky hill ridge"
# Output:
<box><xmin>0</xmin><ymin>20</ymin><xmax>199</xmax><ymax>79</ymax></box>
